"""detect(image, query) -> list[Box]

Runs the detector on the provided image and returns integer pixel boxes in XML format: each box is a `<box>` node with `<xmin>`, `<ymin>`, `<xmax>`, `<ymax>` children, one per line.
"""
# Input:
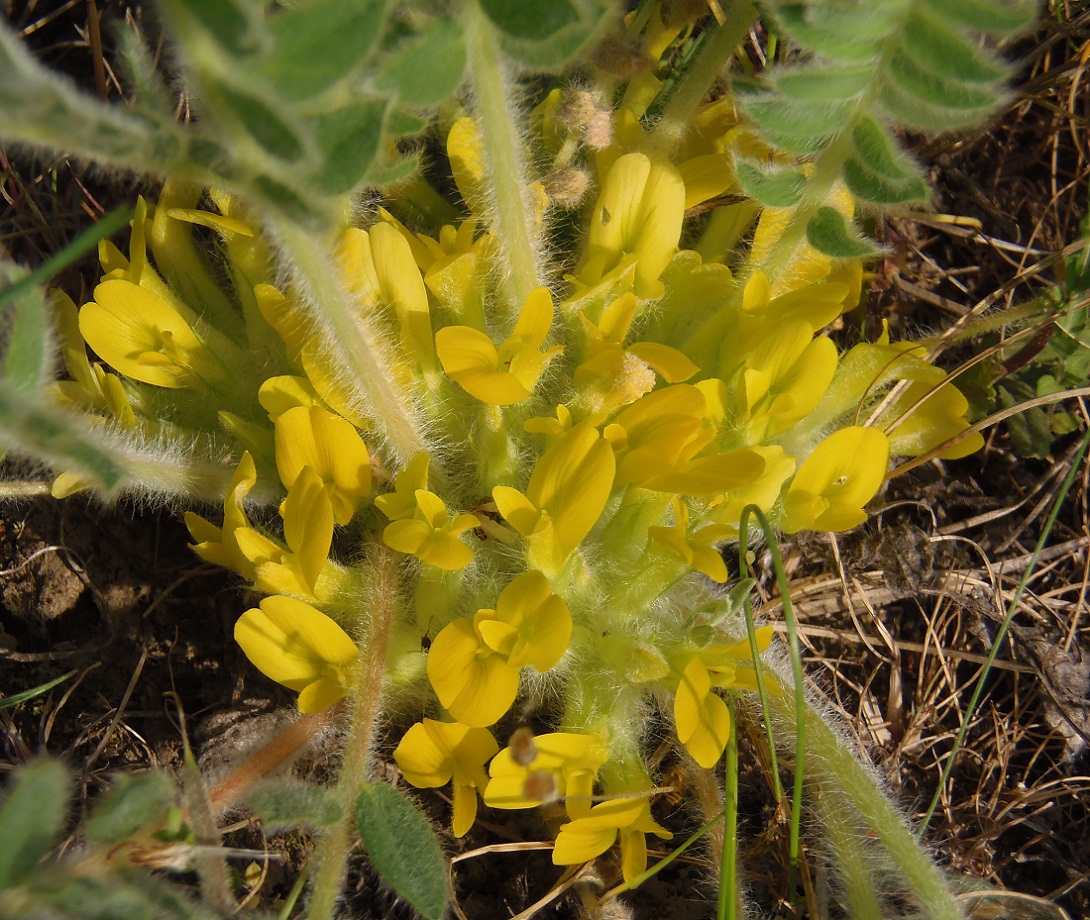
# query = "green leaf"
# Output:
<box><xmin>308</xmin><ymin>99</ymin><xmax>388</xmax><ymax>194</ymax></box>
<box><xmin>887</xmin><ymin>50</ymin><xmax>1000</xmax><ymax>112</ymax></box>
<box><xmin>0</xmin><ymin>270</ymin><xmax>51</xmax><ymax>391</ymax></box>
<box><xmin>386</xmin><ymin>107</ymin><xmax>429</xmax><ymax>137</ymax></box>
<box><xmin>478</xmin><ymin>0</ymin><xmax>579</xmax><ymax>40</ymax></box>
<box><xmin>877</xmin><ymin>80</ymin><xmax>998</xmax><ymax>131</ymax></box>
<box><xmin>218</xmin><ymin>85</ymin><xmax>304</xmax><ymax>161</ymax></box>
<box><xmin>735</xmin><ymin>162</ymin><xmax>806</xmax><ymax>207</ymax></box>
<box><xmin>0</xmin><ymin>380</ymin><xmax>127</xmax><ymax>492</ymax></box>
<box><xmin>805</xmin><ymin>207</ymin><xmax>881</xmax><ymax>258</ymax></box>
<box><xmin>376</xmin><ymin>16</ymin><xmax>466</xmax><ymax>108</ymax></box>
<box><xmin>774</xmin><ymin>65</ymin><xmax>871</xmax><ymax>103</ymax></box>
<box><xmin>901</xmin><ymin>9</ymin><xmax>1007</xmax><ymax>83</ymax></box>
<box><xmin>0</xmin><ymin>671</ymin><xmax>76</xmax><ymax>711</ymax></box>
<box><xmin>256</xmin><ymin>0</ymin><xmax>387</xmax><ymax>100</ymax></box>
<box><xmin>919</xmin><ymin>0</ymin><xmax>1037</xmax><ymax>33</ymax></box>
<box><xmin>366</xmin><ymin>152</ymin><xmax>421</xmax><ymax>187</ymax></box>
<box><xmin>772</xmin><ymin>5</ymin><xmax>886</xmax><ymax>62</ymax></box>
<box><xmin>42</xmin><ymin>878</ymin><xmax>155</xmax><ymax>920</ymax></box>
<box><xmin>355</xmin><ymin>783</ymin><xmax>447</xmax><ymax>920</ymax></box>
<box><xmin>247</xmin><ymin>781</ymin><xmax>342</xmax><ymax>828</ymax></box>
<box><xmin>161</xmin><ymin>0</ymin><xmax>262</xmax><ymax>57</ymax></box>
<box><xmin>843</xmin><ymin>157</ymin><xmax>929</xmax><ymax>205</ymax></box>
<box><xmin>87</xmin><ymin>774</ymin><xmax>176</xmax><ymax>847</ymax></box>
<box><xmin>745</xmin><ymin>93</ymin><xmax>857</xmax><ymax>136</ymax></box>
<box><xmin>0</xmin><ymin>760</ymin><xmax>70</xmax><ymax>889</ymax></box>
<box><xmin>251</xmin><ymin>176</ymin><xmax>317</xmax><ymax>222</ymax></box>
<box><xmin>844</xmin><ymin>119</ymin><xmax>929</xmax><ymax>204</ymax></box>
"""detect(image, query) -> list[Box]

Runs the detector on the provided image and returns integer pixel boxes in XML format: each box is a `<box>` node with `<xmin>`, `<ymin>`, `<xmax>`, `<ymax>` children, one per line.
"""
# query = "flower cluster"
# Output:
<box><xmin>51</xmin><ymin>82</ymin><xmax>980</xmax><ymax>882</ymax></box>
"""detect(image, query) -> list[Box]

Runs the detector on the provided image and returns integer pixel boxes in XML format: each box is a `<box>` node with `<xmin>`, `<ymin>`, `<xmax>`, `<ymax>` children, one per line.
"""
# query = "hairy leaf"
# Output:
<box><xmin>0</xmin><ymin>760</ymin><xmax>70</xmax><ymax>889</ymax></box>
<box><xmin>356</xmin><ymin>783</ymin><xmax>447</xmax><ymax>920</ymax></box>
<box><xmin>256</xmin><ymin>0</ymin><xmax>387</xmax><ymax>100</ymax></box>
<box><xmin>87</xmin><ymin>774</ymin><xmax>177</xmax><ymax>847</ymax></box>
<box><xmin>247</xmin><ymin>781</ymin><xmax>342</xmax><ymax>828</ymax></box>
<box><xmin>806</xmin><ymin>207</ymin><xmax>882</xmax><ymax>258</ymax></box>
<box><xmin>735</xmin><ymin>162</ymin><xmax>806</xmax><ymax>207</ymax></box>
<box><xmin>376</xmin><ymin>16</ymin><xmax>466</xmax><ymax>108</ymax></box>
<box><xmin>478</xmin><ymin>0</ymin><xmax>580</xmax><ymax>40</ymax></box>
<box><xmin>308</xmin><ymin>99</ymin><xmax>388</xmax><ymax>194</ymax></box>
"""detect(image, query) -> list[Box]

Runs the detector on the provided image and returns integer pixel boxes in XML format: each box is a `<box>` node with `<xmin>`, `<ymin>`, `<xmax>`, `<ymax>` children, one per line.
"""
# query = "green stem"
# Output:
<box><xmin>307</xmin><ymin>547</ymin><xmax>396</xmax><ymax>920</ymax></box>
<box><xmin>270</xmin><ymin>219</ymin><xmax>428</xmax><ymax>469</ymax></box>
<box><xmin>645</xmin><ymin>0</ymin><xmax>758</xmax><ymax>159</ymax></box>
<box><xmin>719</xmin><ymin>696</ymin><xmax>740</xmax><ymax>920</ymax></box>
<box><xmin>772</xmin><ymin>695</ymin><xmax>964</xmax><ymax>920</ymax></box>
<box><xmin>463</xmin><ymin>0</ymin><xmax>542</xmax><ymax>314</ymax></box>
<box><xmin>813</xmin><ymin>784</ymin><xmax>883</xmax><ymax>920</ymax></box>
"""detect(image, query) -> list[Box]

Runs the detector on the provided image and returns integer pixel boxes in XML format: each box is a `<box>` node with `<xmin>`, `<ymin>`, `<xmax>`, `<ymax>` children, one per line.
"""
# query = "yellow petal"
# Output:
<box><xmin>80</xmin><ymin>280</ymin><xmax>210</xmax><ymax>388</ymax></box>
<box><xmin>234</xmin><ymin>596</ymin><xmax>356</xmax><ymax>691</ymax></box>
<box><xmin>675</xmin><ymin>657</ymin><xmax>731</xmax><ymax>769</ymax></box>
<box><xmin>427</xmin><ymin>619</ymin><xmax>518</xmax><ymax>727</ymax></box>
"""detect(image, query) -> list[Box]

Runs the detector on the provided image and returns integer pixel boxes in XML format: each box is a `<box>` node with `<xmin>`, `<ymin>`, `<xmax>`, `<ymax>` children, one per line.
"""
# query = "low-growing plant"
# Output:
<box><xmin>0</xmin><ymin>1</ymin><xmax>1055</xmax><ymax>918</ymax></box>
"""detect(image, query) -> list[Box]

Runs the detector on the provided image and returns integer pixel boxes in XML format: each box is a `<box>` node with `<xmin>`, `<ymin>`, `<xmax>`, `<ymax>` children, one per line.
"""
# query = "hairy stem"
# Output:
<box><xmin>270</xmin><ymin>219</ymin><xmax>429</xmax><ymax>469</ymax></box>
<box><xmin>771</xmin><ymin>695</ymin><xmax>963</xmax><ymax>920</ymax></box>
<box><xmin>646</xmin><ymin>0</ymin><xmax>758</xmax><ymax>159</ymax></box>
<box><xmin>307</xmin><ymin>547</ymin><xmax>396</xmax><ymax>920</ymax></box>
<box><xmin>463</xmin><ymin>0</ymin><xmax>542</xmax><ymax>315</ymax></box>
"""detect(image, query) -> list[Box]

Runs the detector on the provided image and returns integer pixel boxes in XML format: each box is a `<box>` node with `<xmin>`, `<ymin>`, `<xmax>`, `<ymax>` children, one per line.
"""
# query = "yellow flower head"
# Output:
<box><xmin>426</xmin><ymin>571</ymin><xmax>572</xmax><ymax>727</ymax></box>
<box><xmin>234</xmin><ymin>595</ymin><xmax>358</xmax><ymax>713</ymax></box>
<box><xmin>781</xmin><ymin>427</ymin><xmax>890</xmax><ymax>533</ymax></box>
<box><xmin>232</xmin><ymin>466</ymin><xmax>339</xmax><ymax>602</ymax></box>
<box><xmin>382</xmin><ymin>487</ymin><xmax>479</xmax><ymax>571</ymax></box>
<box><xmin>575</xmin><ymin>292</ymin><xmax>698</xmax><ymax>413</ymax></box>
<box><xmin>185</xmin><ymin>451</ymin><xmax>259</xmax><ymax>579</ymax></box>
<box><xmin>485</xmin><ymin>731</ymin><xmax>608</xmax><ymax>820</ymax></box>
<box><xmin>577</xmin><ymin>153</ymin><xmax>685</xmax><ymax>299</ymax></box>
<box><xmin>648</xmin><ymin>497</ymin><xmax>734</xmax><ymax>583</ymax></box>
<box><xmin>552</xmin><ymin>791</ymin><xmax>672</xmax><ymax>884</ymax></box>
<box><xmin>394</xmin><ymin>720</ymin><xmax>499</xmax><ymax>837</ymax></box>
<box><xmin>493</xmin><ymin>423</ymin><xmax>616</xmax><ymax>575</ymax></box>
<box><xmin>436</xmin><ymin>287</ymin><xmax>563</xmax><ymax>405</ymax></box>
<box><xmin>79</xmin><ymin>279</ymin><xmax>219</xmax><ymax>390</ymax></box>
<box><xmin>274</xmin><ymin>405</ymin><xmax>371</xmax><ymax>525</ymax></box>
<box><xmin>673</xmin><ymin>628</ymin><xmax>773</xmax><ymax>768</ymax></box>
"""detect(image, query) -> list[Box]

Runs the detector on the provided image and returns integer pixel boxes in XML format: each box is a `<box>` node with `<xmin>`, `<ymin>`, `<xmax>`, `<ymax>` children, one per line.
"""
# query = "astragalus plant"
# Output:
<box><xmin>0</xmin><ymin>0</ymin><xmax>1037</xmax><ymax>918</ymax></box>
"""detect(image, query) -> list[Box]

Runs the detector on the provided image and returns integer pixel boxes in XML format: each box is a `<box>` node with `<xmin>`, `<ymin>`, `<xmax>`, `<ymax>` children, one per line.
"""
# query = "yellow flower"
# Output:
<box><xmin>605</xmin><ymin>385</ymin><xmax>768</xmax><ymax>495</ymax></box>
<box><xmin>185</xmin><ymin>452</ymin><xmax>259</xmax><ymax>579</ymax></box>
<box><xmin>552</xmin><ymin>792</ymin><xmax>672</xmax><ymax>884</ymax></box>
<box><xmin>382</xmin><ymin>487</ymin><xmax>479</xmax><ymax>570</ymax></box>
<box><xmin>738</xmin><ymin>321</ymin><xmax>838</xmax><ymax>440</ymax></box>
<box><xmin>435</xmin><ymin>287</ymin><xmax>563</xmax><ymax>405</ymax></box>
<box><xmin>374</xmin><ymin>451</ymin><xmax>432</xmax><ymax>522</ymax></box>
<box><xmin>274</xmin><ymin>406</ymin><xmax>371</xmax><ymax>525</ymax></box>
<box><xmin>338</xmin><ymin>223</ymin><xmax>436</xmax><ymax>375</ymax></box>
<box><xmin>232</xmin><ymin>466</ymin><xmax>340</xmax><ymax>603</ymax></box>
<box><xmin>50</xmin><ymin>291</ymin><xmax>136</xmax><ymax>425</ymax></box>
<box><xmin>781</xmin><ymin>427</ymin><xmax>890</xmax><ymax>533</ymax></box>
<box><xmin>648</xmin><ymin>497</ymin><xmax>734</xmax><ymax>582</ymax></box>
<box><xmin>673</xmin><ymin>628</ymin><xmax>773</xmax><ymax>769</ymax></box>
<box><xmin>575</xmin><ymin>292</ymin><xmax>698</xmax><ymax>413</ymax></box>
<box><xmin>79</xmin><ymin>279</ymin><xmax>220</xmax><ymax>389</ymax></box>
<box><xmin>426</xmin><ymin>571</ymin><xmax>572</xmax><ymax>727</ymax></box>
<box><xmin>234</xmin><ymin>595</ymin><xmax>358</xmax><ymax>713</ymax></box>
<box><xmin>485</xmin><ymin>731</ymin><xmax>608</xmax><ymax>820</ymax></box>
<box><xmin>576</xmin><ymin>153</ymin><xmax>685</xmax><ymax>299</ymax></box>
<box><xmin>394</xmin><ymin>720</ymin><xmax>499</xmax><ymax>837</ymax></box>
<box><xmin>493</xmin><ymin>423</ymin><xmax>615</xmax><ymax>575</ymax></box>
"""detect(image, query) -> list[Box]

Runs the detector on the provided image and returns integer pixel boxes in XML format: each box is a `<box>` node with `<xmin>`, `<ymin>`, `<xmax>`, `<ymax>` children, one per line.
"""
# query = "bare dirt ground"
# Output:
<box><xmin>2</xmin><ymin>2</ymin><xmax>1089</xmax><ymax>918</ymax></box>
